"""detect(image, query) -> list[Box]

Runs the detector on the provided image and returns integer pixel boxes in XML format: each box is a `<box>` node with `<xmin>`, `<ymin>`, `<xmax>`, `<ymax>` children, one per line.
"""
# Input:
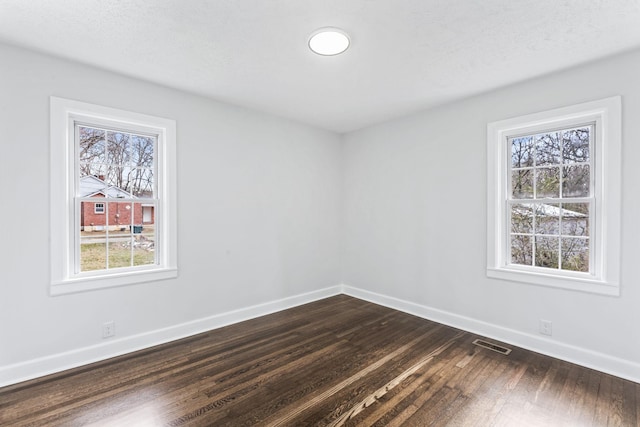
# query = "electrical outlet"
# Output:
<box><xmin>539</xmin><ymin>319</ymin><xmax>552</xmax><ymax>336</ymax></box>
<box><xmin>102</xmin><ymin>321</ymin><xmax>115</xmax><ymax>338</ymax></box>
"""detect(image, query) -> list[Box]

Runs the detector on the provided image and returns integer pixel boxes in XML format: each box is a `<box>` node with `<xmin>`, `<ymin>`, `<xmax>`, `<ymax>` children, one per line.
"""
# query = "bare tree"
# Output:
<box><xmin>79</xmin><ymin>127</ymin><xmax>106</xmax><ymax>178</ymax></box>
<box><xmin>79</xmin><ymin>126</ymin><xmax>155</xmax><ymax>197</ymax></box>
<box><xmin>509</xmin><ymin>127</ymin><xmax>591</xmax><ymax>272</ymax></box>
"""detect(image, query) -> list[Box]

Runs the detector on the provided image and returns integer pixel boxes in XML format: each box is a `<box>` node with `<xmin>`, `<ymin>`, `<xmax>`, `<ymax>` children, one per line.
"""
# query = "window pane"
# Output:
<box><xmin>106</xmin><ymin>131</ymin><xmax>131</xmax><ymax>165</ymax></box>
<box><xmin>79</xmin><ymin>127</ymin><xmax>107</xmax><ymax>181</ymax></box>
<box><xmin>562</xmin><ymin>165</ymin><xmax>590</xmax><ymax>197</ymax></box>
<box><xmin>535</xmin><ymin>236</ymin><xmax>559</xmax><ymax>269</ymax></box>
<box><xmin>511</xmin><ymin>203</ymin><xmax>533</xmax><ymax>233</ymax></box>
<box><xmin>106</xmin><ymin>201</ymin><xmax>132</xmax><ymax>269</ymax></box>
<box><xmin>105</xmin><ymin>131</ymin><xmax>132</xmax><ymax>193</ymax></box>
<box><xmin>535</xmin><ymin>132</ymin><xmax>561</xmax><ymax>166</ymax></box>
<box><xmin>79</xmin><ymin>165</ymin><xmax>108</xmax><ymax>185</ymax></box>
<box><xmin>561</xmin><ymin>238</ymin><xmax>589</xmax><ymax>272</ymax></box>
<box><xmin>134</xmin><ymin>230</ymin><xmax>155</xmax><ymax>267</ymax></box>
<box><xmin>512</xmin><ymin>170</ymin><xmax>533</xmax><ymax>199</ymax></box>
<box><xmin>128</xmin><ymin>168</ymin><xmax>154</xmax><ymax>198</ymax></box>
<box><xmin>535</xmin><ymin>203</ymin><xmax>559</xmax><ymax>235</ymax></box>
<box><xmin>561</xmin><ymin>203</ymin><xmax>589</xmax><ymax>236</ymax></box>
<box><xmin>79</xmin><ymin>127</ymin><xmax>106</xmax><ymax>164</ymax></box>
<box><xmin>131</xmin><ymin>134</ymin><xmax>155</xmax><ymax>168</ymax></box>
<box><xmin>105</xmin><ymin>167</ymin><xmax>129</xmax><ymax>195</ymax></box>
<box><xmin>109</xmin><ymin>241</ymin><xmax>133</xmax><ymax>269</ymax></box>
<box><xmin>81</xmin><ymin>199</ymin><xmax>107</xmax><ymax>232</ymax></box>
<box><xmin>562</xmin><ymin>127</ymin><xmax>590</xmax><ymax>164</ymax></box>
<box><xmin>108</xmin><ymin>201</ymin><xmax>133</xmax><ymax>229</ymax></box>
<box><xmin>511</xmin><ymin>136</ymin><xmax>534</xmax><ymax>168</ymax></box>
<box><xmin>81</xmin><ymin>198</ymin><xmax>109</xmax><ymax>272</ymax></box>
<box><xmin>535</xmin><ymin>167</ymin><xmax>560</xmax><ymax>198</ymax></box>
<box><xmin>80</xmin><ymin>237</ymin><xmax>106</xmax><ymax>272</ymax></box>
<box><xmin>511</xmin><ymin>235</ymin><xmax>532</xmax><ymax>266</ymax></box>
<box><xmin>141</xmin><ymin>204</ymin><xmax>155</xmax><ymax>224</ymax></box>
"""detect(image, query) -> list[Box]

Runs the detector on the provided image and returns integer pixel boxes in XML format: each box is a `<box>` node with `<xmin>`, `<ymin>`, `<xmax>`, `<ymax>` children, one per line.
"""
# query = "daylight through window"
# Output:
<box><xmin>508</xmin><ymin>125</ymin><xmax>592</xmax><ymax>273</ymax></box>
<box><xmin>77</xmin><ymin>126</ymin><xmax>157</xmax><ymax>273</ymax></box>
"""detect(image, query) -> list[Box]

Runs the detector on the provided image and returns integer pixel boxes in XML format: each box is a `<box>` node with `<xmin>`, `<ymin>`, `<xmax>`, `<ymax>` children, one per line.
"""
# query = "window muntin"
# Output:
<box><xmin>507</xmin><ymin>125</ymin><xmax>593</xmax><ymax>274</ymax></box>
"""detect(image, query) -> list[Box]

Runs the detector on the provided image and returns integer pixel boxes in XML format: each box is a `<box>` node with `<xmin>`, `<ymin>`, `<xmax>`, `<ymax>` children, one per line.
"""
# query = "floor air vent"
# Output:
<box><xmin>472</xmin><ymin>339</ymin><xmax>512</xmax><ymax>355</ymax></box>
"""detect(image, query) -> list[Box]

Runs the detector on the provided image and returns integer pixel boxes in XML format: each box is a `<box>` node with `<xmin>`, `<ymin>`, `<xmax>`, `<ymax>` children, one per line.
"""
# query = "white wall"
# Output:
<box><xmin>1</xmin><ymin>40</ymin><xmax>638</xmax><ymax>387</ymax></box>
<box><xmin>0</xmin><ymin>42</ymin><xmax>343</xmax><ymax>385</ymax></box>
<box><xmin>342</xmin><ymin>49</ymin><xmax>640</xmax><ymax>381</ymax></box>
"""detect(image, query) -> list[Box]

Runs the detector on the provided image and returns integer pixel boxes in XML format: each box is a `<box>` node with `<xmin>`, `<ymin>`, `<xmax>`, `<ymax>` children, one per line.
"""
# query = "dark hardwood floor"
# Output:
<box><xmin>1</xmin><ymin>295</ymin><xmax>638</xmax><ymax>426</ymax></box>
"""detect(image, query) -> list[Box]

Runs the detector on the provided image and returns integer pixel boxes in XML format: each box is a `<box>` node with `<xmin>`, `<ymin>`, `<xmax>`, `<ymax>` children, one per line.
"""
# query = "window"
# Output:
<box><xmin>487</xmin><ymin>97</ymin><xmax>621</xmax><ymax>295</ymax></box>
<box><xmin>51</xmin><ymin>97</ymin><xmax>177</xmax><ymax>295</ymax></box>
<box><xmin>509</xmin><ymin>125</ymin><xmax>592</xmax><ymax>272</ymax></box>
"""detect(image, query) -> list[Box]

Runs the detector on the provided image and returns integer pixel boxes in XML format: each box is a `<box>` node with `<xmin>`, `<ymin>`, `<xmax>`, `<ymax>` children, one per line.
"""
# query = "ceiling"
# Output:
<box><xmin>2</xmin><ymin>1</ymin><xmax>640</xmax><ymax>133</ymax></box>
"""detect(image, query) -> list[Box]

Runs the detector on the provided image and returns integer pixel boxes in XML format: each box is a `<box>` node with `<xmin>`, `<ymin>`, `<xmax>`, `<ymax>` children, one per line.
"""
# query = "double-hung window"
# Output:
<box><xmin>51</xmin><ymin>97</ymin><xmax>177</xmax><ymax>295</ymax></box>
<box><xmin>487</xmin><ymin>97</ymin><xmax>621</xmax><ymax>295</ymax></box>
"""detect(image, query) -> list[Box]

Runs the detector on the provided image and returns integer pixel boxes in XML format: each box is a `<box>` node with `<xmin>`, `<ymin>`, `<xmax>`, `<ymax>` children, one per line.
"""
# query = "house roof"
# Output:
<box><xmin>512</xmin><ymin>203</ymin><xmax>588</xmax><ymax>218</ymax></box>
<box><xmin>79</xmin><ymin>175</ymin><xmax>136</xmax><ymax>199</ymax></box>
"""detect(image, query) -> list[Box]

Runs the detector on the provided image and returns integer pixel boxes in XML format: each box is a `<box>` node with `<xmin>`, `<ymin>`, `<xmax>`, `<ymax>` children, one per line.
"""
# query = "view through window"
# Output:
<box><xmin>487</xmin><ymin>96</ymin><xmax>620</xmax><ymax>294</ymax></box>
<box><xmin>508</xmin><ymin>125</ymin><xmax>592</xmax><ymax>273</ymax></box>
<box><xmin>77</xmin><ymin>125</ymin><xmax>157</xmax><ymax>272</ymax></box>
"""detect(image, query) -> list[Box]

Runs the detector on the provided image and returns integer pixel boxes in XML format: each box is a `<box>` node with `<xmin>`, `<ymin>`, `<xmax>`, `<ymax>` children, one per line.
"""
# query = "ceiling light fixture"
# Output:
<box><xmin>308</xmin><ymin>27</ymin><xmax>350</xmax><ymax>56</ymax></box>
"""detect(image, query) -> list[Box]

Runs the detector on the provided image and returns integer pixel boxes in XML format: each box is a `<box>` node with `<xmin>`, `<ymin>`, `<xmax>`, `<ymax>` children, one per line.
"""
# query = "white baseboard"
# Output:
<box><xmin>0</xmin><ymin>285</ymin><xmax>342</xmax><ymax>388</ymax></box>
<box><xmin>342</xmin><ymin>284</ymin><xmax>640</xmax><ymax>383</ymax></box>
<box><xmin>3</xmin><ymin>284</ymin><xmax>637</xmax><ymax>388</ymax></box>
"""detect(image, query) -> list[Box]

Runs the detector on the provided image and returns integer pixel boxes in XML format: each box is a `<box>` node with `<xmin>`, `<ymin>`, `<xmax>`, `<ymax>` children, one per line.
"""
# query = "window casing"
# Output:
<box><xmin>51</xmin><ymin>97</ymin><xmax>177</xmax><ymax>295</ymax></box>
<box><xmin>487</xmin><ymin>97</ymin><xmax>621</xmax><ymax>295</ymax></box>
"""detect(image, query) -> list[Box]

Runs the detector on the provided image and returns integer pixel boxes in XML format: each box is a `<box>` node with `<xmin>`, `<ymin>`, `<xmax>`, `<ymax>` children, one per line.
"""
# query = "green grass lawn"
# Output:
<box><xmin>81</xmin><ymin>242</ymin><xmax>155</xmax><ymax>272</ymax></box>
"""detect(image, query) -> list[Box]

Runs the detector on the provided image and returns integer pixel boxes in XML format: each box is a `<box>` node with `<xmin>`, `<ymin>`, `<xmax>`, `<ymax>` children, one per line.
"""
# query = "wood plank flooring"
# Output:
<box><xmin>1</xmin><ymin>295</ymin><xmax>638</xmax><ymax>426</ymax></box>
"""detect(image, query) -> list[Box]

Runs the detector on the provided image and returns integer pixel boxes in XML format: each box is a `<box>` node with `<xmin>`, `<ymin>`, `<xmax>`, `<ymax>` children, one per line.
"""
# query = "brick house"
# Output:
<box><xmin>80</xmin><ymin>175</ymin><xmax>154</xmax><ymax>232</ymax></box>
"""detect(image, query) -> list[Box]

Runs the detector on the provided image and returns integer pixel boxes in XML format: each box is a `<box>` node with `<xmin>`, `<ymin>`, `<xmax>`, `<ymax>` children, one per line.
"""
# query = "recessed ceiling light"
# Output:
<box><xmin>308</xmin><ymin>27</ymin><xmax>350</xmax><ymax>56</ymax></box>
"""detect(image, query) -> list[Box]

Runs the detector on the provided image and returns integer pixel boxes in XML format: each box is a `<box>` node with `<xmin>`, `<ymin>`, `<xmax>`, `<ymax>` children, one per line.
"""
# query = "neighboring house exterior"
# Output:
<box><xmin>511</xmin><ymin>203</ymin><xmax>588</xmax><ymax>235</ymax></box>
<box><xmin>80</xmin><ymin>175</ymin><xmax>154</xmax><ymax>231</ymax></box>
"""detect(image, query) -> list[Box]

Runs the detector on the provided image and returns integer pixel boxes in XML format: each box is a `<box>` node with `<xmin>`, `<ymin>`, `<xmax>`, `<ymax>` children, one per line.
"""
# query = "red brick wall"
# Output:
<box><xmin>81</xmin><ymin>197</ymin><xmax>150</xmax><ymax>229</ymax></box>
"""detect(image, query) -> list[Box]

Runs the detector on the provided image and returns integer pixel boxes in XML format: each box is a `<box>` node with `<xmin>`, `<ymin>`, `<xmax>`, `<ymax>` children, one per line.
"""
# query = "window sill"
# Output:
<box><xmin>487</xmin><ymin>267</ymin><xmax>619</xmax><ymax>296</ymax></box>
<box><xmin>50</xmin><ymin>268</ymin><xmax>178</xmax><ymax>296</ymax></box>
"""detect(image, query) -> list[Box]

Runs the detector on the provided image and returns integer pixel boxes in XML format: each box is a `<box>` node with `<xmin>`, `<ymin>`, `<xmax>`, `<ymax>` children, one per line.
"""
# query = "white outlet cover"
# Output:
<box><xmin>539</xmin><ymin>319</ymin><xmax>553</xmax><ymax>336</ymax></box>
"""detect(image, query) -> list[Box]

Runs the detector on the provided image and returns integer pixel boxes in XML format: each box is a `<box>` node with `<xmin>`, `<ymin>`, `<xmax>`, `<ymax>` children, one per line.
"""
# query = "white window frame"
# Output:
<box><xmin>50</xmin><ymin>97</ymin><xmax>177</xmax><ymax>295</ymax></box>
<box><xmin>487</xmin><ymin>97</ymin><xmax>621</xmax><ymax>295</ymax></box>
<box><xmin>94</xmin><ymin>202</ymin><xmax>105</xmax><ymax>214</ymax></box>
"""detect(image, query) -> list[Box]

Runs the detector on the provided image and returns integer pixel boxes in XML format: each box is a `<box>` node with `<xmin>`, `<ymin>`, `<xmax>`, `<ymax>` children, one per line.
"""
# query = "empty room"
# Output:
<box><xmin>0</xmin><ymin>1</ymin><xmax>639</xmax><ymax>426</ymax></box>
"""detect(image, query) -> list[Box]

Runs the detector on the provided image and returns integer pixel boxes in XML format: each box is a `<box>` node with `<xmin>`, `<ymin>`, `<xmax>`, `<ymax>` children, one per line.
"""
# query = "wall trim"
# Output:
<box><xmin>3</xmin><ymin>283</ymin><xmax>637</xmax><ymax>388</ymax></box>
<box><xmin>342</xmin><ymin>284</ymin><xmax>639</xmax><ymax>384</ymax></box>
<box><xmin>0</xmin><ymin>285</ymin><xmax>342</xmax><ymax>388</ymax></box>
